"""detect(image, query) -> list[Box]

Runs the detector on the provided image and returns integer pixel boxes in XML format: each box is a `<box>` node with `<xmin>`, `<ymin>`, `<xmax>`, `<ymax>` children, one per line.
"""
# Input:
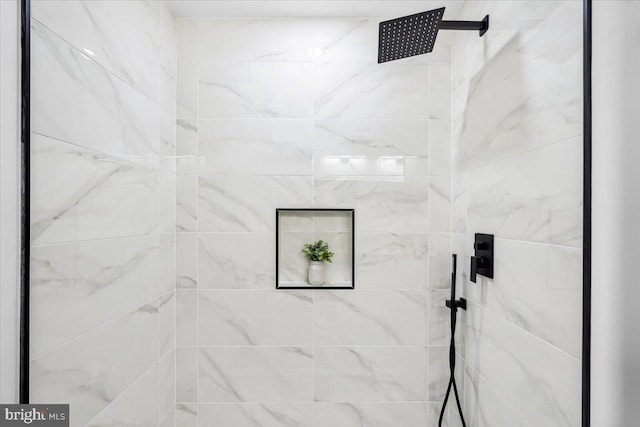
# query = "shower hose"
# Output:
<box><xmin>438</xmin><ymin>254</ymin><xmax>467</xmax><ymax>427</ymax></box>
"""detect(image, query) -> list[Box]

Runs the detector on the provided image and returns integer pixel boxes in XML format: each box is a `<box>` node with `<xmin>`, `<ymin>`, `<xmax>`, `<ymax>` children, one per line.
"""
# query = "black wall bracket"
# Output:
<box><xmin>470</xmin><ymin>233</ymin><xmax>494</xmax><ymax>283</ymax></box>
<box><xmin>446</xmin><ymin>297</ymin><xmax>467</xmax><ymax>311</ymax></box>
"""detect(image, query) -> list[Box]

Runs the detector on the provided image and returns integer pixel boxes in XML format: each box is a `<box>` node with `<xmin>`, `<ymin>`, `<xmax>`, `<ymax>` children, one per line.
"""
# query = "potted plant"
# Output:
<box><xmin>301</xmin><ymin>240</ymin><xmax>334</xmax><ymax>286</ymax></box>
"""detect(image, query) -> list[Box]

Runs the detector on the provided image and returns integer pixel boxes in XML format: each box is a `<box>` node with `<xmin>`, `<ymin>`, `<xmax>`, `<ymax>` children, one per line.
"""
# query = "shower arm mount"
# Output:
<box><xmin>439</xmin><ymin>15</ymin><xmax>490</xmax><ymax>36</ymax></box>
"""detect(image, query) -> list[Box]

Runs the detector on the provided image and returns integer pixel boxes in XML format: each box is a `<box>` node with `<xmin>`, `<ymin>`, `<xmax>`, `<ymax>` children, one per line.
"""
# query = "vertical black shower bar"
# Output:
<box><xmin>582</xmin><ymin>0</ymin><xmax>592</xmax><ymax>426</ymax></box>
<box><xmin>19</xmin><ymin>0</ymin><xmax>31</xmax><ymax>404</ymax></box>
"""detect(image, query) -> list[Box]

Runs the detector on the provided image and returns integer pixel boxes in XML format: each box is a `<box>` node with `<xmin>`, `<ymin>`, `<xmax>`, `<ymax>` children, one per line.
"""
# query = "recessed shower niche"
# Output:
<box><xmin>276</xmin><ymin>209</ymin><xmax>355</xmax><ymax>289</ymax></box>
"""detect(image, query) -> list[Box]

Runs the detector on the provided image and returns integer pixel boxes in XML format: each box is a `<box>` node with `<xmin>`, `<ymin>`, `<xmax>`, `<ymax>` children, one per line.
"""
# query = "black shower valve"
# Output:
<box><xmin>473</xmin><ymin>242</ymin><xmax>488</xmax><ymax>250</ymax></box>
<box><xmin>470</xmin><ymin>233</ymin><xmax>494</xmax><ymax>283</ymax></box>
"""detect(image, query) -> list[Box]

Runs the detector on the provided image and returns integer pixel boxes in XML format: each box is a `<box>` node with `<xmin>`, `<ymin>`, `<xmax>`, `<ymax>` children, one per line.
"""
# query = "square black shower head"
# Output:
<box><xmin>378</xmin><ymin>7</ymin><xmax>445</xmax><ymax>63</ymax></box>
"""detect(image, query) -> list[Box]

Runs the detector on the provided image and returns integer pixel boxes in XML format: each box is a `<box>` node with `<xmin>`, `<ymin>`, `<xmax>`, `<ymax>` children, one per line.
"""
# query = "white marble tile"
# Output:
<box><xmin>199</xmin><ymin>62</ymin><xmax>314</xmax><ymax>118</ymax></box>
<box><xmin>452</xmin><ymin>234</ymin><xmax>469</xmax><ymax>296</ymax></box>
<box><xmin>429</xmin><ymin>119</ymin><xmax>451</xmax><ymax>176</ymax></box>
<box><xmin>277</xmin><ymin>211</ymin><xmax>314</xmax><ymax>232</ymax></box>
<box><xmin>176</xmin><ymin>346</ymin><xmax>198</xmax><ymax>402</ymax></box>
<box><xmin>429</xmin><ymin>176</ymin><xmax>452</xmax><ymax>233</ymax></box>
<box><xmin>466</xmin><ymin>137</ymin><xmax>583</xmax><ymax>247</ymax></box>
<box><xmin>428</xmin><ymin>233</ymin><xmax>452</xmax><ymax>289</ymax></box>
<box><xmin>30</xmin><ymin>235</ymin><xmax>159</xmax><ymax>358</ymax></box>
<box><xmin>198</xmin><ymin>347</ymin><xmax>313</xmax><ymax>402</ymax></box>
<box><xmin>314</xmin><ymin>347</ymin><xmax>428</xmax><ymax>401</ymax></box>
<box><xmin>158</xmin><ymin>171</ymin><xmax>176</xmax><ymax>235</ymax></box>
<box><xmin>198</xmin><ymin>403</ymin><xmax>312</xmax><ymax>427</ymax></box>
<box><xmin>463</xmin><ymin>363</ymin><xmax>531</xmax><ymax>427</ymax></box>
<box><xmin>315</xmin><ymin>155</ymin><xmax>427</xmax><ymax>178</ymax></box>
<box><xmin>198</xmin><ymin>19</ymin><xmax>315</xmax><ymax>63</ymax></box>
<box><xmin>159</xmin><ymin>109</ymin><xmax>176</xmax><ymax>173</ymax></box>
<box><xmin>465</xmin><ymin>303</ymin><xmax>581</xmax><ymax>426</ymax></box>
<box><xmin>177</xmin><ymin>118</ymin><xmax>198</xmax><ymax>157</ymax></box>
<box><xmin>159</xmin><ymin>290</ymin><xmax>176</xmax><ymax>357</ymax></box>
<box><xmin>159</xmin><ymin>4</ymin><xmax>177</xmax><ymax>79</ymax></box>
<box><xmin>451</xmin><ymin>173</ymin><xmax>467</xmax><ymax>234</ymax></box>
<box><xmin>176</xmin><ymin>118</ymin><xmax>199</xmax><ymax>175</ymax></box>
<box><xmin>314</xmin><ymin>62</ymin><xmax>429</xmax><ymax>119</ymax></box>
<box><xmin>198</xmin><ymin>290</ymin><xmax>313</xmax><ymax>345</ymax></box>
<box><xmin>314</xmin><ymin>177</ymin><xmax>428</xmax><ymax>232</ymax></box>
<box><xmin>198</xmin><ymin>176</ymin><xmax>313</xmax><ymax>232</ymax></box>
<box><xmin>313</xmin><ymin>120</ymin><xmax>429</xmax><ymax>171</ymax></box>
<box><xmin>31</xmin><ymin>135</ymin><xmax>159</xmax><ymax>246</ymax></box>
<box><xmin>177</xmin><ymin>19</ymin><xmax>198</xmax><ymax>63</ymax></box>
<box><xmin>159</xmin><ymin>409</ymin><xmax>175</xmax><ymax>427</ymax></box>
<box><xmin>464</xmin><ymin>239</ymin><xmax>582</xmax><ymax>358</ymax></box>
<box><xmin>310</xmin><ymin>20</ymin><xmax>382</xmax><ymax>64</ymax></box>
<box><xmin>428</xmin><ymin>346</ymin><xmax>450</xmax><ymax>401</ymax></box>
<box><xmin>176</xmin><ymin>290</ymin><xmax>197</xmax><ymax>345</ymax></box>
<box><xmin>428</xmin><ymin>29</ymin><xmax>452</xmax><ymax>64</ymax></box>
<box><xmin>278</xmin><ymin>231</ymin><xmax>314</xmax><ymax>284</ymax></box>
<box><xmin>196</xmin><ymin>19</ymin><xmax>381</xmax><ymax>64</ymax></box>
<box><xmin>356</xmin><ymin>233</ymin><xmax>429</xmax><ymax>289</ymax></box>
<box><xmin>31</xmin><ymin>21</ymin><xmax>158</xmax><ymax>157</ymax></box>
<box><xmin>159</xmin><ymin>67</ymin><xmax>176</xmax><ymax>116</ymax></box>
<box><xmin>454</xmin><ymin>2</ymin><xmax>582</xmax><ymax>170</ymax></box>
<box><xmin>428</xmin><ymin>290</ymin><xmax>453</xmax><ymax>347</ymax></box>
<box><xmin>198</xmin><ymin>233</ymin><xmax>275</xmax><ymax>289</ymax></box>
<box><xmin>177</xmin><ymin>61</ymin><xmax>198</xmax><ymax>119</ymax></box>
<box><xmin>314</xmin><ymin>290</ymin><xmax>428</xmax><ymax>345</ymax></box>
<box><xmin>428</xmin><ymin>63</ymin><xmax>452</xmax><ymax>120</ymax></box>
<box><xmin>313</xmin><ymin>402</ymin><xmax>430</xmax><ymax>427</ymax></box>
<box><xmin>177</xmin><ymin>176</ymin><xmax>198</xmax><ymax>232</ymax></box>
<box><xmin>159</xmin><ymin>350</ymin><xmax>176</xmax><ymax>421</ymax></box>
<box><xmin>85</xmin><ymin>364</ymin><xmax>159</xmax><ymax>427</ymax></box>
<box><xmin>159</xmin><ymin>233</ymin><xmax>176</xmax><ymax>295</ymax></box>
<box><xmin>311</xmin><ymin>231</ymin><xmax>352</xmax><ymax>285</ymax></box>
<box><xmin>176</xmin><ymin>403</ymin><xmax>197</xmax><ymax>427</ymax></box>
<box><xmin>277</xmin><ymin>210</ymin><xmax>351</xmax><ymax>233</ymax></box>
<box><xmin>176</xmin><ymin>233</ymin><xmax>197</xmax><ymax>289</ymax></box>
<box><xmin>30</xmin><ymin>303</ymin><xmax>158</xmax><ymax>427</ymax></box>
<box><xmin>32</xmin><ymin>0</ymin><xmax>160</xmax><ymax>103</ymax></box>
<box><xmin>198</xmin><ymin>119</ymin><xmax>313</xmax><ymax>175</ymax></box>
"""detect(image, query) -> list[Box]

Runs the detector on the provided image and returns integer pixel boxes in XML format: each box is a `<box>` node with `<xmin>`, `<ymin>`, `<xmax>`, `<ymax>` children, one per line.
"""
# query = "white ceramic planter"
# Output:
<box><xmin>307</xmin><ymin>261</ymin><xmax>326</xmax><ymax>286</ymax></box>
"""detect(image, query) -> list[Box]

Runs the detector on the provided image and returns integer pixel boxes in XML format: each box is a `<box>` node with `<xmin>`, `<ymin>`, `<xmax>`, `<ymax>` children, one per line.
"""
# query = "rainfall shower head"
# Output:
<box><xmin>378</xmin><ymin>7</ymin><xmax>489</xmax><ymax>63</ymax></box>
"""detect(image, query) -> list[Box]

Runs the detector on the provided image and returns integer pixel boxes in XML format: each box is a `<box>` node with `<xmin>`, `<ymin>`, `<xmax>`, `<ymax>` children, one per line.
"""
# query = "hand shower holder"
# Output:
<box><xmin>446</xmin><ymin>298</ymin><xmax>467</xmax><ymax>311</ymax></box>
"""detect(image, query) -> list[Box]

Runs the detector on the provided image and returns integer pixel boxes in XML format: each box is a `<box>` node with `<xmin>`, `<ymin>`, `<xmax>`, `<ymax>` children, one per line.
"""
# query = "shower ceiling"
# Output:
<box><xmin>167</xmin><ymin>0</ymin><xmax>463</xmax><ymax>18</ymax></box>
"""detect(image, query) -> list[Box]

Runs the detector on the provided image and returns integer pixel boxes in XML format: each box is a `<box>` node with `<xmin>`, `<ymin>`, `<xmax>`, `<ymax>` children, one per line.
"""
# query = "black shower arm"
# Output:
<box><xmin>439</xmin><ymin>15</ymin><xmax>490</xmax><ymax>36</ymax></box>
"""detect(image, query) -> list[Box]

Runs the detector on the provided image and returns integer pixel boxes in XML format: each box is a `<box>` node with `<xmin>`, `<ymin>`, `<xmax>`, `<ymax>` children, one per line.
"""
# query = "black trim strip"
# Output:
<box><xmin>19</xmin><ymin>0</ymin><xmax>30</xmax><ymax>404</ymax></box>
<box><xmin>275</xmin><ymin>208</ymin><xmax>355</xmax><ymax>290</ymax></box>
<box><xmin>582</xmin><ymin>0</ymin><xmax>592</xmax><ymax>425</ymax></box>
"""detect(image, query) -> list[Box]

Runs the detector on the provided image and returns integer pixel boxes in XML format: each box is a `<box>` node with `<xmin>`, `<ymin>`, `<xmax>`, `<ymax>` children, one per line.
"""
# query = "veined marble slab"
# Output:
<box><xmin>30</xmin><ymin>235</ymin><xmax>159</xmax><ymax>357</ymax></box>
<box><xmin>32</xmin><ymin>0</ymin><xmax>161</xmax><ymax>103</ymax></box>
<box><xmin>198</xmin><ymin>290</ymin><xmax>313</xmax><ymax>345</ymax></box>
<box><xmin>31</xmin><ymin>21</ymin><xmax>159</xmax><ymax>157</ymax></box>
<box><xmin>198</xmin><ymin>347</ymin><xmax>313</xmax><ymax>402</ymax></box>
<box><xmin>31</xmin><ymin>134</ymin><xmax>159</xmax><ymax>245</ymax></box>
<box><xmin>30</xmin><ymin>303</ymin><xmax>158</xmax><ymax>427</ymax></box>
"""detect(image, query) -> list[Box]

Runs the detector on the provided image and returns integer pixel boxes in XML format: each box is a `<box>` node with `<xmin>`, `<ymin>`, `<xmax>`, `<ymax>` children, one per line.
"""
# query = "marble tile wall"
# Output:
<box><xmin>175</xmin><ymin>16</ymin><xmax>454</xmax><ymax>426</ymax></box>
<box><xmin>451</xmin><ymin>1</ymin><xmax>583</xmax><ymax>426</ymax></box>
<box><xmin>29</xmin><ymin>1</ymin><xmax>177</xmax><ymax>426</ymax></box>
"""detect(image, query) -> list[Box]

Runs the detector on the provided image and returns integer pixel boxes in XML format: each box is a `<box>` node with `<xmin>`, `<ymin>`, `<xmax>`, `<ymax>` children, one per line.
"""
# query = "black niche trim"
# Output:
<box><xmin>276</xmin><ymin>208</ymin><xmax>355</xmax><ymax>290</ymax></box>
